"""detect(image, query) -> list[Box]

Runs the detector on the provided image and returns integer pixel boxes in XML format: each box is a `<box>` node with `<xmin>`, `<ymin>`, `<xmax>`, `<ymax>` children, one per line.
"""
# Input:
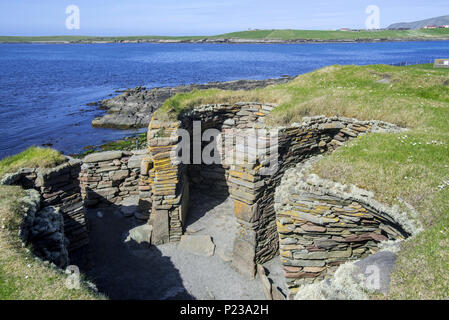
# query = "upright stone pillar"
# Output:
<box><xmin>228</xmin><ymin>131</ymin><xmax>265</xmax><ymax>277</ymax></box>
<box><xmin>147</xmin><ymin>118</ymin><xmax>188</xmax><ymax>244</ymax></box>
<box><xmin>231</xmin><ymin>200</ymin><xmax>259</xmax><ymax>278</ymax></box>
<box><xmin>227</xmin><ymin>128</ymin><xmax>280</xmax><ymax>277</ymax></box>
<box><xmin>138</xmin><ymin>156</ymin><xmax>153</xmax><ymax>223</ymax></box>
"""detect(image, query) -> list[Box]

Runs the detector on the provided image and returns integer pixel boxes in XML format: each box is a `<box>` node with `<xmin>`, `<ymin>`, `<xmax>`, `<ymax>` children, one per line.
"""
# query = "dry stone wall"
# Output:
<box><xmin>275</xmin><ymin>159</ymin><xmax>416</xmax><ymax>298</ymax></box>
<box><xmin>1</xmin><ymin>149</ymin><xmax>152</xmax><ymax>266</ymax></box>
<box><xmin>1</xmin><ymin>158</ymin><xmax>89</xmax><ymax>261</ymax></box>
<box><xmin>142</xmin><ymin>103</ymin><xmax>274</xmax><ymax>245</ymax></box>
<box><xmin>79</xmin><ymin>150</ymin><xmax>147</xmax><ymax>217</ymax></box>
<box><xmin>226</xmin><ymin>116</ymin><xmax>403</xmax><ymax>277</ymax></box>
<box><xmin>19</xmin><ymin>190</ymin><xmax>69</xmax><ymax>268</ymax></box>
<box><xmin>36</xmin><ymin>160</ymin><xmax>88</xmax><ymax>252</ymax></box>
<box><xmin>181</xmin><ymin>103</ymin><xmax>275</xmax><ymax>198</ymax></box>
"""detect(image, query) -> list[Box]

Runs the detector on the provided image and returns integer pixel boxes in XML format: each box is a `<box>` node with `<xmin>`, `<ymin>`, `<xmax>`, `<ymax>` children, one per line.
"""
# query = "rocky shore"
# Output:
<box><xmin>91</xmin><ymin>76</ymin><xmax>294</xmax><ymax>129</ymax></box>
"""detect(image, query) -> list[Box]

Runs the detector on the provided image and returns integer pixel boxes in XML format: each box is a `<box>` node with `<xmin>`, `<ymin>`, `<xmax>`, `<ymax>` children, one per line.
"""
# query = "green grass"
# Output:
<box><xmin>157</xmin><ymin>63</ymin><xmax>449</xmax><ymax>299</ymax></box>
<box><xmin>0</xmin><ymin>147</ymin><xmax>66</xmax><ymax>178</ymax></box>
<box><xmin>219</xmin><ymin>28</ymin><xmax>449</xmax><ymax>40</ymax></box>
<box><xmin>0</xmin><ymin>185</ymin><xmax>102</xmax><ymax>300</ymax></box>
<box><xmin>2</xmin><ymin>28</ymin><xmax>449</xmax><ymax>43</ymax></box>
<box><xmin>0</xmin><ymin>35</ymin><xmax>205</xmax><ymax>43</ymax></box>
<box><xmin>157</xmin><ymin>63</ymin><xmax>449</xmax><ymax>126</ymax></box>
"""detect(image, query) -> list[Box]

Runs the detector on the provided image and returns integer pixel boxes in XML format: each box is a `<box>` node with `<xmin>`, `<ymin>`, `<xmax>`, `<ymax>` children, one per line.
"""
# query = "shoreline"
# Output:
<box><xmin>91</xmin><ymin>76</ymin><xmax>295</xmax><ymax>129</ymax></box>
<box><xmin>2</xmin><ymin>37</ymin><xmax>449</xmax><ymax>45</ymax></box>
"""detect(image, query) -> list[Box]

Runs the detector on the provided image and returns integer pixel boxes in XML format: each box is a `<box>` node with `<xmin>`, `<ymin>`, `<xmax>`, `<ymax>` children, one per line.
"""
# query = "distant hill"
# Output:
<box><xmin>388</xmin><ymin>15</ymin><xmax>449</xmax><ymax>29</ymax></box>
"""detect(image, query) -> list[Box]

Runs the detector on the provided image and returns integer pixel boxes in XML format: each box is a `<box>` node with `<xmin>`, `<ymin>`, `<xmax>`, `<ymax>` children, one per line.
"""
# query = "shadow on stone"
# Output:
<box><xmin>72</xmin><ymin>191</ymin><xmax>195</xmax><ymax>300</ymax></box>
<box><xmin>183</xmin><ymin>188</ymin><xmax>229</xmax><ymax>232</ymax></box>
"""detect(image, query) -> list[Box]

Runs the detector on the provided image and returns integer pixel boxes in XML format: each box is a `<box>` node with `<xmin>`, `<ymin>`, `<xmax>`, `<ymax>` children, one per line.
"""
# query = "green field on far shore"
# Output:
<box><xmin>2</xmin><ymin>28</ymin><xmax>449</xmax><ymax>43</ymax></box>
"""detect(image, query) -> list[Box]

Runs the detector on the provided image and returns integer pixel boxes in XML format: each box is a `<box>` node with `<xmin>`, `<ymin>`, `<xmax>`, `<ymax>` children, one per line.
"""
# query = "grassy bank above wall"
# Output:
<box><xmin>158</xmin><ymin>63</ymin><xmax>449</xmax><ymax>299</ymax></box>
<box><xmin>0</xmin><ymin>147</ymin><xmax>66</xmax><ymax>178</ymax></box>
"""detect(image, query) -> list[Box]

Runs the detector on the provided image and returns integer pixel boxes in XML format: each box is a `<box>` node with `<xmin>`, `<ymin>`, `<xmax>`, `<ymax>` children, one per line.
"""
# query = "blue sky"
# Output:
<box><xmin>1</xmin><ymin>0</ymin><xmax>448</xmax><ymax>36</ymax></box>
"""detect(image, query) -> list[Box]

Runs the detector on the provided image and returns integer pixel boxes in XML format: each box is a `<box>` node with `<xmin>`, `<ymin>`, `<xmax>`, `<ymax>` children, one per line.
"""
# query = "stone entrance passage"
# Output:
<box><xmin>143</xmin><ymin>103</ymin><xmax>278</xmax><ymax>278</ymax></box>
<box><xmin>184</xmin><ymin>192</ymin><xmax>236</xmax><ymax>262</ymax></box>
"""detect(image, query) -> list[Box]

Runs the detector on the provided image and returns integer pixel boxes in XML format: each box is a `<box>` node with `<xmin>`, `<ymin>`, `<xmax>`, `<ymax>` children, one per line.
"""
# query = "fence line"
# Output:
<box><xmin>388</xmin><ymin>59</ymin><xmax>435</xmax><ymax>67</ymax></box>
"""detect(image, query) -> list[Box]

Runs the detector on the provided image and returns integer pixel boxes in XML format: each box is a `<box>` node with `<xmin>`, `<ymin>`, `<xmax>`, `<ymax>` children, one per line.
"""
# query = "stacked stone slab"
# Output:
<box><xmin>1</xmin><ymin>158</ymin><xmax>89</xmax><ymax>253</ymax></box>
<box><xmin>36</xmin><ymin>160</ymin><xmax>88</xmax><ymax>251</ymax></box>
<box><xmin>226</xmin><ymin>116</ymin><xmax>402</xmax><ymax>277</ymax></box>
<box><xmin>79</xmin><ymin>150</ymin><xmax>146</xmax><ymax>212</ymax></box>
<box><xmin>180</xmin><ymin>103</ymin><xmax>274</xmax><ymax>200</ymax></box>
<box><xmin>275</xmin><ymin>160</ymin><xmax>411</xmax><ymax>298</ymax></box>
<box><xmin>183</xmin><ymin>102</ymin><xmax>273</xmax><ymax>130</ymax></box>
<box><xmin>18</xmin><ymin>190</ymin><xmax>69</xmax><ymax>268</ymax></box>
<box><xmin>147</xmin><ymin>118</ymin><xmax>189</xmax><ymax>244</ymax></box>
<box><xmin>189</xmin><ymin>164</ymin><xmax>229</xmax><ymax>197</ymax></box>
<box><xmin>138</xmin><ymin>156</ymin><xmax>154</xmax><ymax>223</ymax></box>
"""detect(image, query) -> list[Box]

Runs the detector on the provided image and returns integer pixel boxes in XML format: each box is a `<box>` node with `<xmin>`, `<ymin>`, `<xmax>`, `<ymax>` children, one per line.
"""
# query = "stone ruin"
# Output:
<box><xmin>137</xmin><ymin>102</ymin><xmax>414</xmax><ymax>297</ymax></box>
<box><xmin>1</xmin><ymin>159</ymin><xmax>88</xmax><ymax>267</ymax></box>
<box><xmin>1</xmin><ymin>101</ymin><xmax>417</xmax><ymax>299</ymax></box>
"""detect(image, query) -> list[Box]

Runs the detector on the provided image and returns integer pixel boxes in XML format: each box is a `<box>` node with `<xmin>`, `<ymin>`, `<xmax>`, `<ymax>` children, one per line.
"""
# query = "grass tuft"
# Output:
<box><xmin>0</xmin><ymin>147</ymin><xmax>66</xmax><ymax>178</ymax></box>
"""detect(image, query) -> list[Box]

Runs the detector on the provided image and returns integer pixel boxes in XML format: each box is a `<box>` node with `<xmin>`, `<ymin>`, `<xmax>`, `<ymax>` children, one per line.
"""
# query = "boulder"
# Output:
<box><xmin>178</xmin><ymin>235</ymin><xmax>215</xmax><ymax>257</ymax></box>
<box><xmin>125</xmin><ymin>224</ymin><xmax>153</xmax><ymax>246</ymax></box>
<box><xmin>354</xmin><ymin>250</ymin><xmax>398</xmax><ymax>294</ymax></box>
<box><xmin>257</xmin><ymin>264</ymin><xmax>272</xmax><ymax>300</ymax></box>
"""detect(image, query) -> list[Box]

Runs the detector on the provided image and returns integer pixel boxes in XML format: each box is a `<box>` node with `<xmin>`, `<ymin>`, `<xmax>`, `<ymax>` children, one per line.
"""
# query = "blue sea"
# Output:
<box><xmin>1</xmin><ymin>41</ymin><xmax>449</xmax><ymax>159</ymax></box>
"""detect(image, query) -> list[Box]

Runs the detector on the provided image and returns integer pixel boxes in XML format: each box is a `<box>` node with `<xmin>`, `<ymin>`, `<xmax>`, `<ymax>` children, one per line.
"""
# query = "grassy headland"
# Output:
<box><xmin>2</xmin><ymin>28</ymin><xmax>449</xmax><ymax>43</ymax></box>
<box><xmin>158</xmin><ymin>63</ymin><xmax>449</xmax><ymax>298</ymax></box>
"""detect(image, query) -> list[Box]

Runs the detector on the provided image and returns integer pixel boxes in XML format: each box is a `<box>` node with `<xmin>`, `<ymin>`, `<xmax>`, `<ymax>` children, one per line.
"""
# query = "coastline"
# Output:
<box><xmin>2</xmin><ymin>37</ymin><xmax>449</xmax><ymax>45</ymax></box>
<box><xmin>91</xmin><ymin>76</ymin><xmax>295</xmax><ymax>129</ymax></box>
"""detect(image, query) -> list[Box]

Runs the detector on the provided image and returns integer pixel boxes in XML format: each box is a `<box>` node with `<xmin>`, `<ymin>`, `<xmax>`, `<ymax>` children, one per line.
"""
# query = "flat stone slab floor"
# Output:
<box><xmin>75</xmin><ymin>192</ymin><xmax>284</xmax><ymax>300</ymax></box>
